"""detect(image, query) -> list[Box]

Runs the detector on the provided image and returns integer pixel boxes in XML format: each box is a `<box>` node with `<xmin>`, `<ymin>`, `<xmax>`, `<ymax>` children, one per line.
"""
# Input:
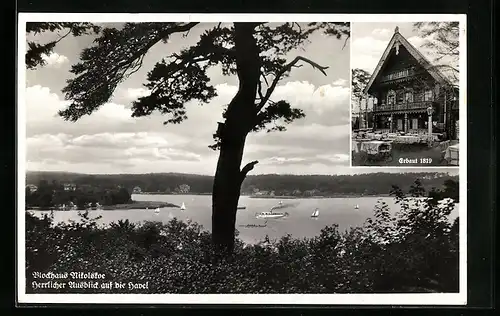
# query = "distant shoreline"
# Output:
<box><xmin>247</xmin><ymin>194</ymin><xmax>391</xmax><ymax>199</ymax></box>
<box><xmin>135</xmin><ymin>193</ymin><xmax>391</xmax><ymax>199</ymax></box>
<box><xmin>27</xmin><ymin>200</ymin><xmax>179</xmax><ymax>211</ymax></box>
<box><xmin>137</xmin><ymin>192</ymin><xmax>211</xmax><ymax>195</ymax></box>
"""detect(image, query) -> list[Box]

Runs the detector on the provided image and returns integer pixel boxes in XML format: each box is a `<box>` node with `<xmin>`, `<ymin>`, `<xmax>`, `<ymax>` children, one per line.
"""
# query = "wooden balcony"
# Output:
<box><xmin>380</xmin><ymin>68</ymin><xmax>417</xmax><ymax>83</ymax></box>
<box><xmin>374</xmin><ymin>101</ymin><xmax>433</xmax><ymax>113</ymax></box>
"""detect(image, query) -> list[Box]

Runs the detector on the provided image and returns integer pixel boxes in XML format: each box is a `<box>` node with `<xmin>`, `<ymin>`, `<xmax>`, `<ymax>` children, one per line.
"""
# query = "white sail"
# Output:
<box><xmin>354</xmin><ymin>204</ymin><xmax>359</xmax><ymax>209</ymax></box>
<box><xmin>180</xmin><ymin>202</ymin><xmax>186</xmax><ymax>210</ymax></box>
<box><xmin>154</xmin><ymin>207</ymin><xmax>160</xmax><ymax>214</ymax></box>
<box><xmin>311</xmin><ymin>208</ymin><xmax>320</xmax><ymax>217</ymax></box>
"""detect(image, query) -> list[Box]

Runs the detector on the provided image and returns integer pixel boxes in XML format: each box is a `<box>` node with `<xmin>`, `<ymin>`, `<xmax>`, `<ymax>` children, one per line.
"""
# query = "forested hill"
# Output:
<box><xmin>26</xmin><ymin>171</ymin><xmax>458</xmax><ymax>197</ymax></box>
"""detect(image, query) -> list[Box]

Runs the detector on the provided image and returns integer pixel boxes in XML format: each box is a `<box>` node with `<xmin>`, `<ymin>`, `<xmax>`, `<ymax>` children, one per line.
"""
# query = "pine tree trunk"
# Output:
<box><xmin>211</xmin><ymin>137</ymin><xmax>246</xmax><ymax>254</ymax></box>
<box><xmin>211</xmin><ymin>23</ymin><xmax>261</xmax><ymax>254</ymax></box>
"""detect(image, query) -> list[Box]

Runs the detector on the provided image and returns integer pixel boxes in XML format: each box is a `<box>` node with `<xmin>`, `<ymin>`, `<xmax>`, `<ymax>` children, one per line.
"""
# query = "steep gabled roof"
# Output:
<box><xmin>363</xmin><ymin>27</ymin><xmax>454</xmax><ymax>94</ymax></box>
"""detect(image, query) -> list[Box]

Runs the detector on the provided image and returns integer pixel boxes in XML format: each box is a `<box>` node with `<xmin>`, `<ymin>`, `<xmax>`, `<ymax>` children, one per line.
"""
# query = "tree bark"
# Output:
<box><xmin>211</xmin><ymin>23</ymin><xmax>261</xmax><ymax>254</ymax></box>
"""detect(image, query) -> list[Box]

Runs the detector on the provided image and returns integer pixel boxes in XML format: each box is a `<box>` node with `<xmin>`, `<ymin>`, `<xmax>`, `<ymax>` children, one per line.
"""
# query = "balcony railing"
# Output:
<box><xmin>375</xmin><ymin>101</ymin><xmax>433</xmax><ymax>112</ymax></box>
<box><xmin>381</xmin><ymin>68</ymin><xmax>417</xmax><ymax>82</ymax></box>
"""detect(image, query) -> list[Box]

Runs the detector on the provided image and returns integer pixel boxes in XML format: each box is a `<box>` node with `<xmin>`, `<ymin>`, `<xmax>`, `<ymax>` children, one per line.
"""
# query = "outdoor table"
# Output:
<box><xmin>352</xmin><ymin>139</ymin><xmax>371</xmax><ymax>153</ymax></box>
<box><xmin>394</xmin><ymin>135</ymin><xmax>421</xmax><ymax>144</ymax></box>
<box><xmin>352</xmin><ymin>140</ymin><xmax>360</xmax><ymax>153</ymax></box>
<box><xmin>360</xmin><ymin>140</ymin><xmax>391</xmax><ymax>155</ymax></box>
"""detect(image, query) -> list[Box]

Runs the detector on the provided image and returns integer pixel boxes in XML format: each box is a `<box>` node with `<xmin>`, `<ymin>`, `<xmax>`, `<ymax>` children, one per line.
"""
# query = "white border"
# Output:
<box><xmin>17</xmin><ymin>13</ymin><xmax>467</xmax><ymax>305</ymax></box>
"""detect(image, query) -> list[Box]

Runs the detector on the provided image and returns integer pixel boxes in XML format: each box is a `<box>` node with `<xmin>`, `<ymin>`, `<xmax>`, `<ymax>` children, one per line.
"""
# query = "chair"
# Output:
<box><xmin>439</xmin><ymin>140</ymin><xmax>451</xmax><ymax>151</ymax></box>
<box><xmin>448</xmin><ymin>147</ymin><xmax>459</xmax><ymax>166</ymax></box>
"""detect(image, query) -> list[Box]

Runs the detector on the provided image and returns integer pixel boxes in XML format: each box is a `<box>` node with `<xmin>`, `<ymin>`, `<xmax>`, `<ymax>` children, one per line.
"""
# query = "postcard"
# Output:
<box><xmin>18</xmin><ymin>13</ymin><xmax>467</xmax><ymax>305</ymax></box>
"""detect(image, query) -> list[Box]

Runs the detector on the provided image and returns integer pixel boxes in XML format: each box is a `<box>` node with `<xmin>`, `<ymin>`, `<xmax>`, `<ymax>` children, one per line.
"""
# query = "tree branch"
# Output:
<box><xmin>256</xmin><ymin>56</ymin><xmax>328</xmax><ymax>112</ymax></box>
<box><xmin>342</xmin><ymin>35</ymin><xmax>349</xmax><ymax>49</ymax></box>
<box><xmin>54</xmin><ymin>28</ymin><xmax>72</xmax><ymax>44</ymax></box>
<box><xmin>257</xmin><ymin>78</ymin><xmax>264</xmax><ymax>100</ymax></box>
<box><xmin>239</xmin><ymin>160</ymin><xmax>259</xmax><ymax>183</ymax></box>
<box><xmin>60</xmin><ymin>22</ymin><xmax>201</xmax><ymax>122</ymax></box>
<box><xmin>260</xmin><ymin>71</ymin><xmax>270</xmax><ymax>87</ymax></box>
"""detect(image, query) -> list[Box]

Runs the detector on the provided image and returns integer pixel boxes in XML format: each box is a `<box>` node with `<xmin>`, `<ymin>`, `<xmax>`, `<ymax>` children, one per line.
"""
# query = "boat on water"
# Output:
<box><xmin>270</xmin><ymin>200</ymin><xmax>287</xmax><ymax>211</ymax></box>
<box><xmin>255</xmin><ymin>210</ymin><xmax>289</xmax><ymax>219</ymax></box>
<box><xmin>180</xmin><ymin>202</ymin><xmax>186</xmax><ymax>210</ymax></box>
<box><xmin>311</xmin><ymin>208</ymin><xmax>320</xmax><ymax>218</ymax></box>
<box><xmin>237</xmin><ymin>206</ymin><xmax>247</xmax><ymax>210</ymax></box>
<box><xmin>154</xmin><ymin>207</ymin><xmax>160</xmax><ymax>214</ymax></box>
<box><xmin>238</xmin><ymin>224</ymin><xmax>267</xmax><ymax>228</ymax></box>
<box><xmin>354</xmin><ymin>204</ymin><xmax>359</xmax><ymax>210</ymax></box>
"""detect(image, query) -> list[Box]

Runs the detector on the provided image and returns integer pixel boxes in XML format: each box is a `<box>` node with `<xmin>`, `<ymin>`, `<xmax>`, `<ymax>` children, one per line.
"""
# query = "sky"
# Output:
<box><xmin>23</xmin><ymin>21</ymin><xmax>458</xmax><ymax>176</ymax></box>
<box><xmin>351</xmin><ymin>22</ymin><xmax>459</xmax><ymax>112</ymax></box>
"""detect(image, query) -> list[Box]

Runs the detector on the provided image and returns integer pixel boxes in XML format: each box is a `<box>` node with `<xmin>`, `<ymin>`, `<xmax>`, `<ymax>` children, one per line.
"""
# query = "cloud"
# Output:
<box><xmin>267</xmin><ymin>81</ymin><xmax>350</xmax><ymax>126</ymax></box>
<box><xmin>27</xmin><ymin>132</ymin><xmax>203</xmax><ymax>166</ymax></box>
<box><xmin>332</xmin><ymin>78</ymin><xmax>348</xmax><ymax>86</ymax></box>
<box><xmin>351</xmin><ymin>36</ymin><xmax>390</xmax><ymax>72</ymax></box>
<box><xmin>316</xmin><ymin>153</ymin><xmax>350</xmax><ymax>162</ymax></box>
<box><xmin>24</xmin><ymin>81</ymin><xmax>351</xmax><ymax>174</ymax></box>
<box><xmin>26</xmin><ymin>85</ymin><xmax>136</xmax><ymax>137</ymax></box>
<box><xmin>124</xmin><ymin>87</ymin><xmax>151</xmax><ymax>100</ymax></box>
<box><xmin>372</xmin><ymin>28</ymin><xmax>392</xmax><ymax>37</ymax></box>
<box><xmin>41</xmin><ymin>52</ymin><xmax>69</xmax><ymax>67</ymax></box>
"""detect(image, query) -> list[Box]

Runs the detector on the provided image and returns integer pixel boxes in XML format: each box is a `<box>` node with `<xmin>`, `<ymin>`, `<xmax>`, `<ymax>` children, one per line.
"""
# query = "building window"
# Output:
<box><xmin>414</xmin><ymin>90</ymin><xmax>423</xmax><ymax>102</ymax></box>
<box><xmin>412</xmin><ymin>118</ymin><xmax>418</xmax><ymax>129</ymax></box>
<box><xmin>387</xmin><ymin>90</ymin><xmax>395</xmax><ymax>105</ymax></box>
<box><xmin>424</xmin><ymin>89</ymin><xmax>433</xmax><ymax>101</ymax></box>
<box><xmin>396</xmin><ymin>90</ymin><xmax>404</xmax><ymax>103</ymax></box>
<box><xmin>405</xmin><ymin>91</ymin><xmax>413</xmax><ymax>103</ymax></box>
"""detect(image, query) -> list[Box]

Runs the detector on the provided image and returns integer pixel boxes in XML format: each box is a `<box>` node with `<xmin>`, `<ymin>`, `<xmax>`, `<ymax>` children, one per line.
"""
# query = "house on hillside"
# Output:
<box><xmin>26</xmin><ymin>184</ymin><xmax>38</xmax><ymax>193</ymax></box>
<box><xmin>361</xmin><ymin>26</ymin><xmax>459</xmax><ymax>140</ymax></box>
<box><xmin>253</xmin><ymin>191</ymin><xmax>268</xmax><ymax>196</ymax></box>
<box><xmin>133</xmin><ymin>186</ymin><xmax>142</xmax><ymax>194</ymax></box>
<box><xmin>63</xmin><ymin>183</ymin><xmax>77</xmax><ymax>191</ymax></box>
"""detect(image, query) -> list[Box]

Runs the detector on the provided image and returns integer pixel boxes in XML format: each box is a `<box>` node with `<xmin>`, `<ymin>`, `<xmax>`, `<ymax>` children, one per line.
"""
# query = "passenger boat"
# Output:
<box><xmin>255</xmin><ymin>210</ymin><xmax>289</xmax><ymax>219</ymax></box>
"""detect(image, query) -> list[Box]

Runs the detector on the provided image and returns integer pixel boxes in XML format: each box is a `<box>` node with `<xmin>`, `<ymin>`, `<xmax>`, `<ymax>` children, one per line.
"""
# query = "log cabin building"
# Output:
<box><xmin>362</xmin><ymin>26</ymin><xmax>459</xmax><ymax>140</ymax></box>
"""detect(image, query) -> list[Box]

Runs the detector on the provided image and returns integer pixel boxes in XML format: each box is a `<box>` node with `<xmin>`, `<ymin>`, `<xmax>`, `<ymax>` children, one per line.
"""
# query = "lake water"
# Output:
<box><xmin>31</xmin><ymin>194</ymin><xmax>459</xmax><ymax>244</ymax></box>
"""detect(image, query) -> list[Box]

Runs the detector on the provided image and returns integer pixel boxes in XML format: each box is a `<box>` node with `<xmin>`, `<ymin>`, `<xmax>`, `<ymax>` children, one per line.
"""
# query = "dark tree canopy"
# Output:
<box><xmin>26</xmin><ymin>22</ymin><xmax>101</xmax><ymax>70</ymax></box>
<box><xmin>413</xmin><ymin>22</ymin><xmax>460</xmax><ymax>87</ymax></box>
<box><xmin>413</xmin><ymin>22</ymin><xmax>459</xmax><ymax>61</ymax></box>
<box><xmin>351</xmin><ymin>68</ymin><xmax>371</xmax><ymax>100</ymax></box>
<box><xmin>59</xmin><ymin>22</ymin><xmax>350</xmax><ymax>149</ymax></box>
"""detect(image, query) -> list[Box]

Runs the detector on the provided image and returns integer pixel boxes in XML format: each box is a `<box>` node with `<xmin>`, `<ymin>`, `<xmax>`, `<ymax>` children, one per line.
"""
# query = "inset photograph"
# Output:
<box><xmin>351</xmin><ymin>22</ymin><xmax>461</xmax><ymax>167</ymax></box>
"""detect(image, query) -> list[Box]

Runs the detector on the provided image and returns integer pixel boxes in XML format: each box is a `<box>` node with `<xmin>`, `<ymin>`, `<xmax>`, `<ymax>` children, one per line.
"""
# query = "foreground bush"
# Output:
<box><xmin>25</xmin><ymin>180</ymin><xmax>459</xmax><ymax>294</ymax></box>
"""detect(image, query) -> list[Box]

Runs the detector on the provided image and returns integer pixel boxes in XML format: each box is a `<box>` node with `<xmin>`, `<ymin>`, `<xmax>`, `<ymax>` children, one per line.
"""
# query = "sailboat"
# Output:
<box><xmin>180</xmin><ymin>202</ymin><xmax>186</xmax><ymax>210</ymax></box>
<box><xmin>354</xmin><ymin>204</ymin><xmax>359</xmax><ymax>210</ymax></box>
<box><xmin>154</xmin><ymin>207</ymin><xmax>160</xmax><ymax>214</ymax></box>
<box><xmin>311</xmin><ymin>208</ymin><xmax>320</xmax><ymax>218</ymax></box>
<box><xmin>270</xmin><ymin>200</ymin><xmax>286</xmax><ymax>211</ymax></box>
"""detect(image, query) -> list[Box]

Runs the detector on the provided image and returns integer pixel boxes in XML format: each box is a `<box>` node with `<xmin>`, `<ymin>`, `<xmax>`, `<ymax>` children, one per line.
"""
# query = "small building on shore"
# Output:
<box><xmin>63</xmin><ymin>183</ymin><xmax>77</xmax><ymax>191</ymax></box>
<box><xmin>133</xmin><ymin>186</ymin><xmax>142</xmax><ymax>194</ymax></box>
<box><xmin>26</xmin><ymin>184</ymin><xmax>38</xmax><ymax>193</ymax></box>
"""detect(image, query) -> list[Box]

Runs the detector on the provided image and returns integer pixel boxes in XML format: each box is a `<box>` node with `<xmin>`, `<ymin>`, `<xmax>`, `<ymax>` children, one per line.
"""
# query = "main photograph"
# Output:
<box><xmin>23</xmin><ymin>21</ymin><xmax>459</xmax><ymax>295</ymax></box>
